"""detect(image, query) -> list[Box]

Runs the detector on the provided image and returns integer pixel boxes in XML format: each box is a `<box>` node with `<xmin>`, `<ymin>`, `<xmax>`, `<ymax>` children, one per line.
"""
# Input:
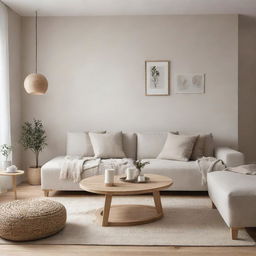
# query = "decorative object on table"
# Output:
<box><xmin>134</xmin><ymin>160</ymin><xmax>150</xmax><ymax>176</ymax></box>
<box><xmin>0</xmin><ymin>144</ymin><xmax>12</xmax><ymax>170</ymax></box>
<box><xmin>0</xmin><ymin>199</ymin><xmax>66</xmax><ymax>241</ymax></box>
<box><xmin>137</xmin><ymin>174</ymin><xmax>146</xmax><ymax>182</ymax></box>
<box><xmin>20</xmin><ymin>119</ymin><xmax>47</xmax><ymax>185</ymax></box>
<box><xmin>120</xmin><ymin>161</ymin><xmax>150</xmax><ymax>183</ymax></box>
<box><xmin>104</xmin><ymin>169</ymin><xmax>115</xmax><ymax>187</ymax></box>
<box><xmin>120</xmin><ymin>176</ymin><xmax>150</xmax><ymax>183</ymax></box>
<box><xmin>24</xmin><ymin>11</ymin><xmax>48</xmax><ymax>95</ymax></box>
<box><xmin>145</xmin><ymin>60</ymin><xmax>170</xmax><ymax>96</ymax></box>
<box><xmin>125</xmin><ymin>167</ymin><xmax>137</xmax><ymax>181</ymax></box>
<box><xmin>6</xmin><ymin>165</ymin><xmax>17</xmax><ymax>173</ymax></box>
<box><xmin>0</xmin><ymin>170</ymin><xmax>24</xmax><ymax>200</ymax></box>
<box><xmin>174</xmin><ymin>73</ymin><xmax>205</xmax><ymax>94</ymax></box>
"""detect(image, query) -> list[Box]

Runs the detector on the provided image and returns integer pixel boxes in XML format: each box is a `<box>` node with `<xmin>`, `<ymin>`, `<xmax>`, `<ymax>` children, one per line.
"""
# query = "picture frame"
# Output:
<box><xmin>145</xmin><ymin>60</ymin><xmax>170</xmax><ymax>96</ymax></box>
<box><xmin>174</xmin><ymin>73</ymin><xmax>205</xmax><ymax>94</ymax></box>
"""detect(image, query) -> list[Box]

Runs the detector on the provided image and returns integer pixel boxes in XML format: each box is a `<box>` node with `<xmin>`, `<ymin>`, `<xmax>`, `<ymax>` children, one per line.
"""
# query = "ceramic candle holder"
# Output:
<box><xmin>126</xmin><ymin>168</ymin><xmax>137</xmax><ymax>180</ymax></box>
<box><xmin>137</xmin><ymin>174</ymin><xmax>146</xmax><ymax>182</ymax></box>
<box><xmin>105</xmin><ymin>169</ymin><xmax>115</xmax><ymax>186</ymax></box>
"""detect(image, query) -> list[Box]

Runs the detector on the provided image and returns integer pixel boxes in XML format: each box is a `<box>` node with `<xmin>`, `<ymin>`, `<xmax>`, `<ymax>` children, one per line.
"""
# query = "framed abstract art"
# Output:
<box><xmin>174</xmin><ymin>73</ymin><xmax>205</xmax><ymax>94</ymax></box>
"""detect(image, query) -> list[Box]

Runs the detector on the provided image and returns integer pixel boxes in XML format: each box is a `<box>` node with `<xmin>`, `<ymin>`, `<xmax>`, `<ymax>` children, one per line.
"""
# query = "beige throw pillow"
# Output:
<box><xmin>89</xmin><ymin>132</ymin><xmax>126</xmax><ymax>158</ymax></box>
<box><xmin>158</xmin><ymin>133</ymin><xmax>198</xmax><ymax>161</ymax></box>
<box><xmin>66</xmin><ymin>131</ymin><xmax>105</xmax><ymax>156</ymax></box>
<box><xmin>204</xmin><ymin>133</ymin><xmax>214</xmax><ymax>157</ymax></box>
<box><xmin>191</xmin><ymin>133</ymin><xmax>215</xmax><ymax>160</ymax></box>
<box><xmin>191</xmin><ymin>135</ymin><xmax>206</xmax><ymax>160</ymax></box>
<box><xmin>136</xmin><ymin>131</ymin><xmax>179</xmax><ymax>159</ymax></box>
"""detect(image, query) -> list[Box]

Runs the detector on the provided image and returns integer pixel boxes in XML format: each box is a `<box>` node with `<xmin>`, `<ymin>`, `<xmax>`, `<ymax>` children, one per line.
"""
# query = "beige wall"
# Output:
<box><xmin>238</xmin><ymin>15</ymin><xmax>256</xmax><ymax>163</ymax></box>
<box><xmin>21</xmin><ymin>15</ymin><xmax>238</xmax><ymax>166</ymax></box>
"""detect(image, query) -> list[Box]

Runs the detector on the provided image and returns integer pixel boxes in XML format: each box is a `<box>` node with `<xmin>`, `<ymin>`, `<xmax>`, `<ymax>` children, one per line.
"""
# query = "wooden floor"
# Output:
<box><xmin>0</xmin><ymin>183</ymin><xmax>255</xmax><ymax>256</ymax></box>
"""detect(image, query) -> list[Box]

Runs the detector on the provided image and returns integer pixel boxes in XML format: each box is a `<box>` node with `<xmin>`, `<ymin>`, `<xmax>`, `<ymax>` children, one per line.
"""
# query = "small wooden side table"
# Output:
<box><xmin>0</xmin><ymin>170</ymin><xmax>24</xmax><ymax>200</ymax></box>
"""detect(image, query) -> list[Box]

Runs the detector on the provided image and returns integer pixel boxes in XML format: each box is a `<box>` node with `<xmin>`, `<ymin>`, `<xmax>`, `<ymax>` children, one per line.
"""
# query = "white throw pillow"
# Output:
<box><xmin>89</xmin><ymin>132</ymin><xmax>126</xmax><ymax>158</ymax></box>
<box><xmin>158</xmin><ymin>133</ymin><xmax>198</xmax><ymax>161</ymax></box>
<box><xmin>136</xmin><ymin>131</ymin><xmax>179</xmax><ymax>159</ymax></box>
<box><xmin>66</xmin><ymin>131</ymin><xmax>105</xmax><ymax>156</ymax></box>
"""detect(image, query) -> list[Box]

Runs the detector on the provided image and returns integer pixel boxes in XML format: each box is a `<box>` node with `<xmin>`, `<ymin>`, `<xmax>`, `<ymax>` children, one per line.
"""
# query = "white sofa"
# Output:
<box><xmin>41</xmin><ymin>132</ymin><xmax>244</xmax><ymax>194</ymax></box>
<box><xmin>208</xmin><ymin>170</ymin><xmax>256</xmax><ymax>240</ymax></box>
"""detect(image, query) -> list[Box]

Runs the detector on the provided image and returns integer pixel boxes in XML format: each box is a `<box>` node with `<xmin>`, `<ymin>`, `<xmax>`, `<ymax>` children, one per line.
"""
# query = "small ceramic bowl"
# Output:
<box><xmin>6</xmin><ymin>165</ymin><xmax>17</xmax><ymax>173</ymax></box>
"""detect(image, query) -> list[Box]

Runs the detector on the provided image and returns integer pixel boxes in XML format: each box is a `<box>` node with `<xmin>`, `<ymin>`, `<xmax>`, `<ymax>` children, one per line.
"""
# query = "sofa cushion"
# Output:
<box><xmin>122</xmin><ymin>132</ymin><xmax>137</xmax><ymax>159</ymax></box>
<box><xmin>142</xmin><ymin>158</ymin><xmax>207</xmax><ymax>191</ymax></box>
<box><xmin>137</xmin><ymin>132</ymin><xmax>178</xmax><ymax>159</ymax></box>
<box><xmin>89</xmin><ymin>132</ymin><xmax>126</xmax><ymax>158</ymax></box>
<box><xmin>66</xmin><ymin>132</ymin><xmax>93</xmax><ymax>156</ymax></box>
<box><xmin>66</xmin><ymin>131</ymin><xmax>105</xmax><ymax>156</ymax></box>
<box><xmin>158</xmin><ymin>133</ymin><xmax>198</xmax><ymax>161</ymax></box>
<box><xmin>204</xmin><ymin>133</ymin><xmax>214</xmax><ymax>157</ymax></box>
<box><xmin>191</xmin><ymin>135</ymin><xmax>205</xmax><ymax>160</ymax></box>
<box><xmin>42</xmin><ymin>157</ymin><xmax>83</xmax><ymax>190</ymax></box>
<box><xmin>208</xmin><ymin>171</ymin><xmax>256</xmax><ymax>227</ymax></box>
<box><xmin>191</xmin><ymin>133</ymin><xmax>214</xmax><ymax>160</ymax></box>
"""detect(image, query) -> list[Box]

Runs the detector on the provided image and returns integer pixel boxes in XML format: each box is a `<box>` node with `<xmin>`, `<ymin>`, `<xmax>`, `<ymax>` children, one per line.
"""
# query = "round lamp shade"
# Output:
<box><xmin>24</xmin><ymin>73</ymin><xmax>48</xmax><ymax>95</ymax></box>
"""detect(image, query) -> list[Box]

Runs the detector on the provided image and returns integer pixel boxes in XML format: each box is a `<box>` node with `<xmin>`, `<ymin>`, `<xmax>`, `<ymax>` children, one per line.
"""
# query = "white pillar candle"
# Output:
<box><xmin>126</xmin><ymin>167</ymin><xmax>137</xmax><ymax>180</ymax></box>
<box><xmin>137</xmin><ymin>174</ymin><xmax>146</xmax><ymax>182</ymax></box>
<box><xmin>105</xmin><ymin>169</ymin><xmax>115</xmax><ymax>186</ymax></box>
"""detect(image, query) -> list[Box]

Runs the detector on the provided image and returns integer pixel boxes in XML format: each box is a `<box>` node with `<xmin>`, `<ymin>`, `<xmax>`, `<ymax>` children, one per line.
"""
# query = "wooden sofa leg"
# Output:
<box><xmin>211</xmin><ymin>201</ymin><xmax>216</xmax><ymax>209</ymax></box>
<box><xmin>231</xmin><ymin>227</ymin><xmax>239</xmax><ymax>240</ymax></box>
<box><xmin>43</xmin><ymin>190</ymin><xmax>50</xmax><ymax>197</ymax></box>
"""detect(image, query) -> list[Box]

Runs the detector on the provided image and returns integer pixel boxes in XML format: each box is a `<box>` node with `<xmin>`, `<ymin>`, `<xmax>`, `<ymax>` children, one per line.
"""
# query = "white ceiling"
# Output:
<box><xmin>2</xmin><ymin>0</ymin><xmax>256</xmax><ymax>16</ymax></box>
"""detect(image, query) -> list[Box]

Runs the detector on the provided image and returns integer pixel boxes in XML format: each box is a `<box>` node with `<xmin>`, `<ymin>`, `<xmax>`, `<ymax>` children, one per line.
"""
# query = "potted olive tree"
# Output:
<box><xmin>20</xmin><ymin>119</ymin><xmax>47</xmax><ymax>185</ymax></box>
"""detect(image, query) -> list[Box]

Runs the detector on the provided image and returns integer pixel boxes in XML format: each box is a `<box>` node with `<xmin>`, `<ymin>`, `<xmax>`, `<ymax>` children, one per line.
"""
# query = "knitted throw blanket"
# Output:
<box><xmin>226</xmin><ymin>164</ymin><xmax>256</xmax><ymax>175</ymax></box>
<box><xmin>196</xmin><ymin>157</ymin><xmax>226</xmax><ymax>185</ymax></box>
<box><xmin>59</xmin><ymin>156</ymin><xmax>134</xmax><ymax>183</ymax></box>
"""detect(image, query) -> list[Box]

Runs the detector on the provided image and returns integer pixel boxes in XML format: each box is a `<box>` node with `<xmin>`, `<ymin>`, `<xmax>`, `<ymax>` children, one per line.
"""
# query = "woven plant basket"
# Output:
<box><xmin>27</xmin><ymin>167</ymin><xmax>41</xmax><ymax>185</ymax></box>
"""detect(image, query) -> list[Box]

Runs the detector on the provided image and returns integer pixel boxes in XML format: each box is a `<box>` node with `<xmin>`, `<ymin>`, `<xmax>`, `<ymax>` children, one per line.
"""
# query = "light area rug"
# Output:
<box><xmin>0</xmin><ymin>195</ymin><xmax>255</xmax><ymax>246</ymax></box>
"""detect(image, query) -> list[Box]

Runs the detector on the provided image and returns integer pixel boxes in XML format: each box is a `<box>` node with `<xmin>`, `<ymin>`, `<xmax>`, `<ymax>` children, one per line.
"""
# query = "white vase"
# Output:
<box><xmin>1</xmin><ymin>161</ymin><xmax>11</xmax><ymax>170</ymax></box>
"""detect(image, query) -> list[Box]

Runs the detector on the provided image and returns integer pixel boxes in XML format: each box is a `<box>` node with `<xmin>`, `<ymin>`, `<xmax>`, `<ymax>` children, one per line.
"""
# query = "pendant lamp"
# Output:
<box><xmin>24</xmin><ymin>11</ymin><xmax>48</xmax><ymax>95</ymax></box>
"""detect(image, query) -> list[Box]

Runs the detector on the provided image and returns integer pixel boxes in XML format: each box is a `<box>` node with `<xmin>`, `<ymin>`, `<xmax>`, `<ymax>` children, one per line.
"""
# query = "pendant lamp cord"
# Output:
<box><xmin>35</xmin><ymin>11</ymin><xmax>38</xmax><ymax>73</ymax></box>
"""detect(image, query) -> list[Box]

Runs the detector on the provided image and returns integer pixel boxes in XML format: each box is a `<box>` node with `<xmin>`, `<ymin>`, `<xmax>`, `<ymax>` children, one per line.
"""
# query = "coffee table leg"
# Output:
<box><xmin>12</xmin><ymin>176</ymin><xmax>17</xmax><ymax>200</ymax></box>
<box><xmin>102</xmin><ymin>194</ymin><xmax>112</xmax><ymax>226</ymax></box>
<box><xmin>153</xmin><ymin>191</ymin><xmax>163</xmax><ymax>215</ymax></box>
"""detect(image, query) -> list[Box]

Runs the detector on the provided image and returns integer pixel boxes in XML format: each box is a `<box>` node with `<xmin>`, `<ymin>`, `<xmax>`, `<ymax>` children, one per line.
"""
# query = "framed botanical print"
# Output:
<box><xmin>145</xmin><ymin>60</ymin><xmax>170</xmax><ymax>96</ymax></box>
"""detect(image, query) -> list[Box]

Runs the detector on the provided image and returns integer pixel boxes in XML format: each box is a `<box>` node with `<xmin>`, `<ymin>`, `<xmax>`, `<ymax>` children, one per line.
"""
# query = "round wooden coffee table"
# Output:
<box><xmin>0</xmin><ymin>170</ymin><xmax>24</xmax><ymax>200</ymax></box>
<box><xmin>79</xmin><ymin>174</ymin><xmax>173</xmax><ymax>226</ymax></box>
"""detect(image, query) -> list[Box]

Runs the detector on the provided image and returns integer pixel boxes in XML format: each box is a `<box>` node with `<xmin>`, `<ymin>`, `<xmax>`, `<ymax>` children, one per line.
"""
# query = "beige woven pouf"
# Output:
<box><xmin>0</xmin><ymin>199</ymin><xmax>66</xmax><ymax>241</ymax></box>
